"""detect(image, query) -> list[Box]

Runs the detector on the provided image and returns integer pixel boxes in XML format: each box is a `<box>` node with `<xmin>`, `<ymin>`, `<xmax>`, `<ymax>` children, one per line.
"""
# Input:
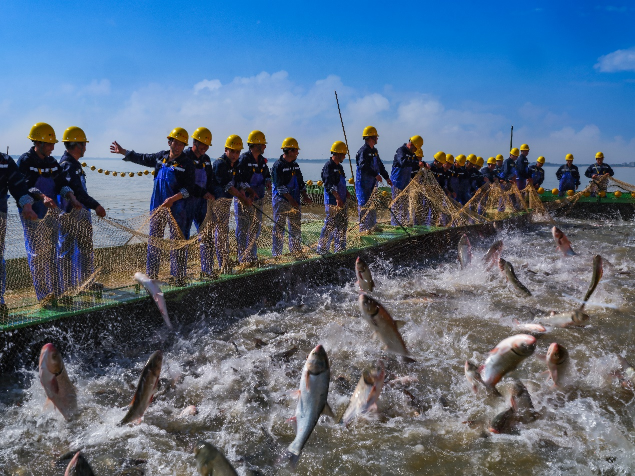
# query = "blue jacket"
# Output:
<box><xmin>480</xmin><ymin>166</ymin><xmax>496</xmax><ymax>183</ymax></box>
<box><xmin>182</xmin><ymin>147</ymin><xmax>222</xmax><ymax>198</ymax></box>
<box><xmin>59</xmin><ymin>151</ymin><xmax>101</xmax><ymax>211</ymax></box>
<box><xmin>321</xmin><ymin>158</ymin><xmax>347</xmax><ymax>204</ymax></box>
<box><xmin>124</xmin><ymin>149</ymin><xmax>201</xmax><ymax>199</ymax></box>
<box><xmin>271</xmin><ymin>156</ymin><xmax>306</xmax><ymax>201</ymax></box>
<box><xmin>237</xmin><ymin>150</ymin><xmax>271</xmax><ymax>199</ymax></box>
<box><xmin>468</xmin><ymin>166</ymin><xmax>485</xmax><ymax>189</ymax></box>
<box><xmin>499</xmin><ymin>157</ymin><xmax>518</xmax><ymax>181</ymax></box>
<box><xmin>527</xmin><ymin>164</ymin><xmax>545</xmax><ymax>187</ymax></box>
<box><xmin>356</xmin><ymin>143</ymin><xmax>389</xmax><ymax>181</ymax></box>
<box><xmin>212</xmin><ymin>154</ymin><xmax>244</xmax><ymax>199</ymax></box>
<box><xmin>556</xmin><ymin>164</ymin><xmax>581</xmax><ymax>186</ymax></box>
<box><xmin>0</xmin><ymin>153</ymin><xmax>33</xmax><ymax>209</ymax></box>
<box><xmin>585</xmin><ymin>163</ymin><xmax>614</xmax><ymax>178</ymax></box>
<box><xmin>390</xmin><ymin>144</ymin><xmax>417</xmax><ymax>188</ymax></box>
<box><xmin>516</xmin><ymin>154</ymin><xmax>530</xmax><ymax>179</ymax></box>
<box><xmin>16</xmin><ymin>147</ymin><xmax>73</xmax><ymax>200</ymax></box>
<box><xmin>430</xmin><ymin>163</ymin><xmax>446</xmax><ymax>189</ymax></box>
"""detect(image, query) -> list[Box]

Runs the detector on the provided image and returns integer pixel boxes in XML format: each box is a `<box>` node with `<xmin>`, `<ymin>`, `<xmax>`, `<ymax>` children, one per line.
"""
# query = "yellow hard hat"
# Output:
<box><xmin>191</xmin><ymin>127</ymin><xmax>212</xmax><ymax>146</ymax></box>
<box><xmin>536</xmin><ymin>156</ymin><xmax>545</xmax><ymax>164</ymax></box>
<box><xmin>28</xmin><ymin>122</ymin><xmax>58</xmax><ymax>143</ymax></box>
<box><xmin>167</xmin><ymin>127</ymin><xmax>189</xmax><ymax>145</ymax></box>
<box><xmin>487</xmin><ymin>157</ymin><xmax>496</xmax><ymax>165</ymax></box>
<box><xmin>510</xmin><ymin>148</ymin><xmax>520</xmax><ymax>156</ymax></box>
<box><xmin>225</xmin><ymin>134</ymin><xmax>244</xmax><ymax>150</ymax></box>
<box><xmin>362</xmin><ymin>126</ymin><xmax>379</xmax><ymax>138</ymax></box>
<box><xmin>520</xmin><ymin>144</ymin><xmax>530</xmax><ymax>151</ymax></box>
<box><xmin>496</xmin><ymin>154</ymin><xmax>504</xmax><ymax>161</ymax></box>
<box><xmin>247</xmin><ymin>130</ymin><xmax>267</xmax><ymax>145</ymax></box>
<box><xmin>331</xmin><ymin>140</ymin><xmax>348</xmax><ymax>154</ymax></box>
<box><xmin>434</xmin><ymin>151</ymin><xmax>446</xmax><ymax>162</ymax></box>
<box><xmin>457</xmin><ymin>154</ymin><xmax>467</xmax><ymax>165</ymax></box>
<box><xmin>415</xmin><ymin>148</ymin><xmax>424</xmax><ymax>158</ymax></box>
<box><xmin>595</xmin><ymin>151</ymin><xmax>604</xmax><ymax>159</ymax></box>
<box><xmin>565</xmin><ymin>153</ymin><xmax>574</xmax><ymax>161</ymax></box>
<box><xmin>467</xmin><ymin>154</ymin><xmax>478</xmax><ymax>165</ymax></box>
<box><xmin>410</xmin><ymin>135</ymin><xmax>424</xmax><ymax>149</ymax></box>
<box><xmin>281</xmin><ymin>137</ymin><xmax>300</xmax><ymax>150</ymax></box>
<box><xmin>61</xmin><ymin>126</ymin><xmax>89</xmax><ymax>143</ymax></box>
<box><xmin>445</xmin><ymin>154</ymin><xmax>455</xmax><ymax>164</ymax></box>
<box><xmin>476</xmin><ymin>157</ymin><xmax>484</xmax><ymax>167</ymax></box>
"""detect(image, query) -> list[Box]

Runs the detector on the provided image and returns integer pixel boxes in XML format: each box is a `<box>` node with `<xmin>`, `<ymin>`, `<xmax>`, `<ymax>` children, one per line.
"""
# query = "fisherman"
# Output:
<box><xmin>499</xmin><ymin>148</ymin><xmax>519</xmax><ymax>184</ymax></box>
<box><xmin>212</xmin><ymin>135</ymin><xmax>253</xmax><ymax>271</ymax></box>
<box><xmin>527</xmin><ymin>156</ymin><xmax>546</xmax><ymax>189</ymax></box>
<box><xmin>317</xmin><ymin>141</ymin><xmax>350</xmax><ymax>254</ymax></box>
<box><xmin>18</xmin><ymin>123</ymin><xmax>83</xmax><ymax>305</ymax></box>
<box><xmin>430</xmin><ymin>151</ymin><xmax>447</xmax><ymax>189</ymax></box>
<box><xmin>0</xmin><ymin>150</ymin><xmax>37</xmax><ymax>317</ymax></box>
<box><xmin>481</xmin><ymin>157</ymin><xmax>497</xmax><ymax>183</ymax></box>
<box><xmin>454</xmin><ymin>154</ymin><xmax>470</xmax><ymax>204</ymax></box>
<box><xmin>494</xmin><ymin>154</ymin><xmax>504</xmax><ymax>177</ymax></box>
<box><xmin>443</xmin><ymin>154</ymin><xmax>456</xmax><ymax>198</ymax></box>
<box><xmin>411</xmin><ymin>147</ymin><xmax>425</xmax><ymax>179</ymax></box>
<box><xmin>556</xmin><ymin>154</ymin><xmax>581</xmax><ymax>196</ymax></box>
<box><xmin>271</xmin><ymin>137</ymin><xmax>312</xmax><ymax>256</ymax></box>
<box><xmin>390</xmin><ymin>135</ymin><xmax>422</xmax><ymax>226</ymax></box>
<box><xmin>58</xmin><ymin>127</ymin><xmax>107</xmax><ymax>294</ymax></box>
<box><xmin>235</xmin><ymin>130</ymin><xmax>270</xmax><ymax>264</ymax></box>
<box><xmin>467</xmin><ymin>154</ymin><xmax>485</xmax><ymax>195</ymax></box>
<box><xmin>182</xmin><ymin>127</ymin><xmax>218</xmax><ymax>278</ymax></box>
<box><xmin>110</xmin><ymin>127</ymin><xmax>201</xmax><ymax>285</ymax></box>
<box><xmin>585</xmin><ymin>152</ymin><xmax>614</xmax><ymax>195</ymax></box>
<box><xmin>516</xmin><ymin>144</ymin><xmax>531</xmax><ymax>189</ymax></box>
<box><xmin>355</xmin><ymin>126</ymin><xmax>392</xmax><ymax>232</ymax></box>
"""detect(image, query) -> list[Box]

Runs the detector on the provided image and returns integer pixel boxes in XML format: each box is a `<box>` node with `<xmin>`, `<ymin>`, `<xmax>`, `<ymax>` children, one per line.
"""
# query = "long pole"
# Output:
<box><xmin>510</xmin><ymin>125</ymin><xmax>514</xmax><ymax>151</ymax></box>
<box><xmin>334</xmin><ymin>91</ymin><xmax>354</xmax><ymax>178</ymax></box>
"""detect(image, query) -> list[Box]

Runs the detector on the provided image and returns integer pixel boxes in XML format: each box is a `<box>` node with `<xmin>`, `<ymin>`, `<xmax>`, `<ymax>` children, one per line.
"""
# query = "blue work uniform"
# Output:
<box><xmin>499</xmin><ymin>157</ymin><xmax>518</xmax><ymax>183</ymax></box>
<box><xmin>235</xmin><ymin>151</ymin><xmax>271</xmax><ymax>263</ymax></box>
<box><xmin>58</xmin><ymin>151</ymin><xmax>102</xmax><ymax>292</ymax></box>
<box><xmin>453</xmin><ymin>165</ymin><xmax>471</xmax><ymax>204</ymax></box>
<box><xmin>182</xmin><ymin>147</ymin><xmax>217</xmax><ymax>276</ymax></box>
<box><xmin>271</xmin><ymin>156</ymin><xmax>306</xmax><ymax>256</ymax></box>
<box><xmin>317</xmin><ymin>158</ymin><xmax>348</xmax><ymax>254</ymax></box>
<box><xmin>390</xmin><ymin>144</ymin><xmax>417</xmax><ymax>226</ymax></box>
<box><xmin>17</xmin><ymin>147</ymin><xmax>73</xmax><ymax>300</ymax></box>
<box><xmin>527</xmin><ymin>164</ymin><xmax>545</xmax><ymax>188</ymax></box>
<box><xmin>515</xmin><ymin>154</ymin><xmax>530</xmax><ymax>189</ymax></box>
<box><xmin>469</xmin><ymin>166</ymin><xmax>485</xmax><ymax>193</ymax></box>
<box><xmin>211</xmin><ymin>154</ymin><xmax>243</xmax><ymax>269</ymax></box>
<box><xmin>556</xmin><ymin>164</ymin><xmax>580</xmax><ymax>196</ymax></box>
<box><xmin>123</xmin><ymin>149</ymin><xmax>200</xmax><ymax>280</ymax></box>
<box><xmin>355</xmin><ymin>143</ymin><xmax>389</xmax><ymax>232</ymax></box>
<box><xmin>0</xmin><ymin>154</ymin><xmax>34</xmax><ymax>306</ymax></box>
<box><xmin>494</xmin><ymin>163</ymin><xmax>503</xmax><ymax>178</ymax></box>
<box><xmin>585</xmin><ymin>162</ymin><xmax>614</xmax><ymax>193</ymax></box>
<box><xmin>480</xmin><ymin>166</ymin><xmax>496</xmax><ymax>184</ymax></box>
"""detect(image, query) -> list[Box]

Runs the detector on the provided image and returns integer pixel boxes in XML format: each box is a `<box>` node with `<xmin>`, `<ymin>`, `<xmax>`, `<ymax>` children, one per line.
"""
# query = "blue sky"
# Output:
<box><xmin>1</xmin><ymin>0</ymin><xmax>634</xmax><ymax>162</ymax></box>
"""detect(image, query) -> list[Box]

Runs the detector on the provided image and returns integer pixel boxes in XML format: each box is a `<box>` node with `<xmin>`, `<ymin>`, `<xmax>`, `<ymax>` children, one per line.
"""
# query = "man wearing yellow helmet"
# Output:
<box><xmin>355</xmin><ymin>126</ymin><xmax>392</xmax><ymax>232</ymax></box>
<box><xmin>317</xmin><ymin>141</ymin><xmax>351</xmax><ymax>254</ymax></box>
<box><xmin>494</xmin><ymin>154</ymin><xmax>504</xmax><ymax>176</ymax></box>
<box><xmin>499</xmin><ymin>148</ymin><xmax>519</xmax><ymax>184</ymax></box>
<box><xmin>584</xmin><ymin>152</ymin><xmax>614</xmax><ymax>195</ymax></box>
<box><xmin>480</xmin><ymin>157</ymin><xmax>498</xmax><ymax>184</ymax></box>
<box><xmin>111</xmin><ymin>127</ymin><xmax>202</xmax><ymax>284</ymax></box>
<box><xmin>235</xmin><ymin>130</ymin><xmax>271</xmax><ymax>264</ymax></box>
<box><xmin>527</xmin><ymin>156</ymin><xmax>546</xmax><ymax>189</ymax></box>
<box><xmin>271</xmin><ymin>137</ymin><xmax>312</xmax><ymax>256</ymax></box>
<box><xmin>556</xmin><ymin>154</ymin><xmax>580</xmax><ymax>196</ymax></box>
<box><xmin>18</xmin><ymin>122</ymin><xmax>83</xmax><ymax>305</ymax></box>
<box><xmin>516</xmin><ymin>144</ymin><xmax>531</xmax><ymax>189</ymax></box>
<box><xmin>390</xmin><ymin>136</ymin><xmax>421</xmax><ymax>226</ymax></box>
<box><xmin>211</xmin><ymin>135</ymin><xmax>254</xmax><ymax>271</ymax></box>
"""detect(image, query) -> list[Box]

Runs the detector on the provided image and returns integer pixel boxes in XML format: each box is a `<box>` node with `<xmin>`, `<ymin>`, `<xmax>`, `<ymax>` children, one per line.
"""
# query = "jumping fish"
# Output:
<box><xmin>535</xmin><ymin>309</ymin><xmax>589</xmax><ymax>328</ymax></box>
<box><xmin>508</xmin><ymin>380</ymin><xmax>538</xmax><ymax>423</ymax></box>
<box><xmin>119</xmin><ymin>350</ymin><xmax>163</xmax><ymax>425</ymax></box>
<box><xmin>582</xmin><ymin>255</ymin><xmax>603</xmax><ymax>306</ymax></box>
<box><xmin>499</xmin><ymin>258</ymin><xmax>532</xmax><ymax>297</ymax></box>
<box><xmin>483</xmin><ymin>240</ymin><xmax>503</xmax><ymax>270</ymax></box>
<box><xmin>356</xmin><ymin>257</ymin><xmax>375</xmax><ymax>292</ymax></box>
<box><xmin>194</xmin><ymin>440</ymin><xmax>238</xmax><ymax>476</ymax></box>
<box><xmin>544</xmin><ymin>342</ymin><xmax>569</xmax><ymax>386</ymax></box>
<box><xmin>512</xmin><ymin>320</ymin><xmax>547</xmax><ymax>336</ymax></box>
<box><xmin>286</xmin><ymin>345</ymin><xmax>331</xmax><ymax>467</ymax></box>
<box><xmin>489</xmin><ymin>407</ymin><xmax>517</xmax><ymax>434</ymax></box>
<box><xmin>358</xmin><ymin>294</ymin><xmax>410</xmax><ymax>358</ymax></box>
<box><xmin>39</xmin><ymin>343</ymin><xmax>78</xmax><ymax>421</ymax></box>
<box><xmin>64</xmin><ymin>452</ymin><xmax>95</xmax><ymax>476</ymax></box>
<box><xmin>134</xmin><ymin>272</ymin><xmax>172</xmax><ymax>329</ymax></box>
<box><xmin>340</xmin><ymin>360</ymin><xmax>385</xmax><ymax>425</ymax></box>
<box><xmin>552</xmin><ymin>226</ymin><xmax>576</xmax><ymax>257</ymax></box>
<box><xmin>458</xmin><ymin>234</ymin><xmax>472</xmax><ymax>269</ymax></box>
<box><xmin>480</xmin><ymin>335</ymin><xmax>536</xmax><ymax>390</ymax></box>
<box><xmin>464</xmin><ymin>360</ymin><xmax>483</xmax><ymax>394</ymax></box>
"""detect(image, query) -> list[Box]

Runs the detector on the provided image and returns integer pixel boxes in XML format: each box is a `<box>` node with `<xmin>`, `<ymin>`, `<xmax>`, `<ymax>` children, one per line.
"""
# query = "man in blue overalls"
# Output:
<box><xmin>0</xmin><ymin>150</ymin><xmax>37</xmax><ymax>317</ymax></box>
<box><xmin>235</xmin><ymin>130</ymin><xmax>271</xmax><ymax>264</ymax></box>
<box><xmin>453</xmin><ymin>155</ymin><xmax>471</xmax><ymax>204</ymax></box>
<box><xmin>110</xmin><ymin>127</ymin><xmax>202</xmax><ymax>285</ymax></box>
<box><xmin>527</xmin><ymin>156</ymin><xmax>546</xmax><ymax>189</ymax></box>
<box><xmin>18</xmin><ymin>122</ymin><xmax>83</xmax><ymax>305</ymax></box>
<box><xmin>317</xmin><ymin>141</ymin><xmax>350</xmax><ymax>254</ymax></box>
<box><xmin>481</xmin><ymin>157</ymin><xmax>498</xmax><ymax>183</ymax></box>
<box><xmin>390</xmin><ymin>135</ymin><xmax>422</xmax><ymax>226</ymax></box>
<box><xmin>182</xmin><ymin>127</ymin><xmax>218</xmax><ymax>278</ymax></box>
<box><xmin>59</xmin><ymin>126</ymin><xmax>107</xmax><ymax>295</ymax></box>
<box><xmin>585</xmin><ymin>151</ymin><xmax>614</xmax><ymax>195</ymax></box>
<box><xmin>355</xmin><ymin>126</ymin><xmax>392</xmax><ymax>232</ymax></box>
<box><xmin>212</xmin><ymin>135</ymin><xmax>253</xmax><ymax>272</ymax></box>
<box><xmin>556</xmin><ymin>154</ymin><xmax>580</xmax><ymax>196</ymax></box>
<box><xmin>271</xmin><ymin>137</ymin><xmax>312</xmax><ymax>256</ymax></box>
<box><xmin>516</xmin><ymin>144</ymin><xmax>531</xmax><ymax>189</ymax></box>
<box><xmin>494</xmin><ymin>154</ymin><xmax>504</xmax><ymax>177</ymax></box>
<box><xmin>498</xmin><ymin>148</ymin><xmax>521</xmax><ymax>209</ymax></box>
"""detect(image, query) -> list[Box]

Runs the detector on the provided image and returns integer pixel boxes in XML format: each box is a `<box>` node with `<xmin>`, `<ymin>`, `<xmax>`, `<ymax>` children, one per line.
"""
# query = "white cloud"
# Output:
<box><xmin>594</xmin><ymin>46</ymin><xmax>635</xmax><ymax>72</ymax></box>
<box><xmin>193</xmin><ymin>79</ymin><xmax>222</xmax><ymax>94</ymax></box>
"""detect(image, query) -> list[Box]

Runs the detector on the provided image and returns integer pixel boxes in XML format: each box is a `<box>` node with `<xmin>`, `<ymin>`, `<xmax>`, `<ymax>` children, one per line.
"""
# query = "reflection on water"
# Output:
<box><xmin>1</xmin><ymin>218</ymin><xmax>635</xmax><ymax>474</ymax></box>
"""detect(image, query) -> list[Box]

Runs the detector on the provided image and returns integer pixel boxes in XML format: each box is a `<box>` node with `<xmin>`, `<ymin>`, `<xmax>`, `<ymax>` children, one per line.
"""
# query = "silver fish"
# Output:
<box><xmin>545</xmin><ymin>342</ymin><xmax>569</xmax><ymax>386</ymax></box>
<box><xmin>358</xmin><ymin>294</ymin><xmax>410</xmax><ymax>357</ymax></box>
<box><xmin>64</xmin><ymin>452</ymin><xmax>95</xmax><ymax>476</ymax></box>
<box><xmin>535</xmin><ymin>310</ymin><xmax>589</xmax><ymax>328</ymax></box>
<box><xmin>286</xmin><ymin>345</ymin><xmax>331</xmax><ymax>467</ymax></box>
<box><xmin>39</xmin><ymin>343</ymin><xmax>78</xmax><ymax>421</ymax></box>
<box><xmin>356</xmin><ymin>256</ymin><xmax>375</xmax><ymax>292</ymax></box>
<box><xmin>499</xmin><ymin>258</ymin><xmax>532</xmax><ymax>297</ymax></box>
<box><xmin>340</xmin><ymin>360</ymin><xmax>385</xmax><ymax>425</ymax></box>
<box><xmin>458</xmin><ymin>234</ymin><xmax>472</xmax><ymax>269</ymax></box>
<box><xmin>552</xmin><ymin>226</ymin><xmax>576</xmax><ymax>257</ymax></box>
<box><xmin>489</xmin><ymin>407</ymin><xmax>517</xmax><ymax>434</ymax></box>
<box><xmin>508</xmin><ymin>380</ymin><xmax>538</xmax><ymax>423</ymax></box>
<box><xmin>483</xmin><ymin>240</ymin><xmax>503</xmax><ymax>269</ymax></box>
<box><xmin>194</xmin><ymin>440</ymin><xmax>238</xmax><ymax>476</ymax></box>
<box><xmin>134</xmin><ymin>272</ymin><xmax>172</xmax><ymax>329</ymax></box>
<box><xmin>480</xmin><ymin>334</ymin><xmax>536</xmax><ymax>389</ymax></box>
<box><xmin>512</xmin><ymin>320</ymin><xmax>547</xmax><ymax>336</ymax></box>
<box><xmin>582</xmin><ymin>255</ymin><xmax>603</xmax><ymax>306</ymax></box>
<box><xmin>119</xmin><ymin>350</ymin><xmax>163</xmax><ymax>425</ymax></box>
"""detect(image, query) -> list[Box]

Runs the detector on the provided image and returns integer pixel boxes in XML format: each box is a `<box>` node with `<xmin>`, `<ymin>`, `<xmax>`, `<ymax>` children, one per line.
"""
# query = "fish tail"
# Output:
<box><xmin>285</xmin><ymin>451</ymin><xmax>301</xmax><ymax>468</ymax></box>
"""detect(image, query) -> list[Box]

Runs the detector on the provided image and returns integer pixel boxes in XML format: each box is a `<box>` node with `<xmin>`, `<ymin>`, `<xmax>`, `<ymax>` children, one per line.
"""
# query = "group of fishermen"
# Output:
<box><xmin>0</xmin><ymin>123</ymin><xmax>618</xmax><ymax>313</ymax></box>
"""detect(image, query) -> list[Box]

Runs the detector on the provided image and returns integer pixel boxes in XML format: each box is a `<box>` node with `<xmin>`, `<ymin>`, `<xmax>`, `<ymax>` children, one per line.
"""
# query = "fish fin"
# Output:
<box><xmin>401</xmin><ymin>354</ymin><xmax>416</xmax><ymax>364</ymax></box>
<box><xmin>368</xmin><ymin>402</ymin><xmax>378</xmax><ymax>412</ymax></box>
<box><xmin>50</xmin><ymin>376</ymin><xmax>59</xmax><ymax>394</ymax></box>
<box><xmin>43</xmin><ymin>397</ymin><xmax>53</xmax><ymax>410</ymax></box>
<box><xmin>129</xmin><ymin>394</ymin><xmax>137</xmax><ymax>407</ymax></box>
<box><xmin>289</xmin><ymin>389</ymin><xmax>301</xmax><ymax>399</ymax></box>
<box><xmin>322</xmin><ymin>402</ymin><xmax>335</xmax><ymax>419</ymax></box>
<box><xmin>287</xmin><ymin>416</ymin><xmax>297</xmax><ymax>432</ymax></box>
<box><xmin>394</xmin><ymin>320</ymin><xmax>406</xmax><ymax>329</ymax></box>
<box><xmin>367</xmin><ymin>385</ymin><xmax>379</xmax><ymax>404</ymax></box>
<box><xmin>510</xmin><ymin>395</ymin><xmax>517</xmax><ymax>411</ymax></box>
<box><xmin>286</xmin><ymin>451</ymin><xmax>301</xmax><ymax>469</ymax></box>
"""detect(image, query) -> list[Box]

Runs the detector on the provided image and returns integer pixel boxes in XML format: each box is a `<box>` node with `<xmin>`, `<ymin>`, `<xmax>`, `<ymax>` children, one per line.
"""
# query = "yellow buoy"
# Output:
<box><xmin>567</xmin><ymin>190</ymin><xmax>574</xmax><ymax>196</ymax></box>
<box><xmin>348</xmin><ymin>177</ymin><xmax>354</xmax><ymax>184</ymax></box>
<box><xmin>81</xmin><ymin>162</ymin><xmax>87</xmax><ymax>167</ymax></box>
<box><xmin>537</xmin><ymin>187</ymin><xmax>544</xmax><ymax>194</ymax></box>
<box><xmin>128</xmin><ymin>172</ymin><xmax>134</xmax><ymax>177</ymax></box>
<box><xmin>104</xmin><ymin>170</ymin><xmax>110</xmax><ymax>175</ymax></box>
<box><xmin>144</xmin><ymin>170</ymin><xmax>150</xmax><ymax>175</ymax></box>
<box><xmin>583</xmin><ymin>191</ymin><xmax>590</xmax><ymax>197</ymax></box>
<box><xmin>151</xmin><ymin>170</ymin><xmax>156</xmax><ymax>176</ymax></box>
<box><xmin>306</xmin><ymin>180</ymin><xmax>313</xmax><ymax>186</ymax></box>
<box><xmin>599</xmin><ymin>191</ymin><xmax>606</xmax><ymax>198</ymax></box>
<box><xmin>631</xmin><ymin>192</ymin><xmax>635</xmax><ymax>199</ymax></box>
<box><xmin>113</xmin><ymin>172</ymin><xmax>118</xmax><ymax>177</ymax></box>
<box><xmin>551</xmin><ymin>188</ymin><xmax>559</xmax><ymax>195</ymax></box>
<box><xmin>97</xmin><ymin>168</ymin><xmax>103</xmax><ymax>173</ymax></box>
<box><xmin>90</xmin><ymin>165</ymin><xmax>96</xmax><ymax>171</ymax></box>
<box><xmin>382</xmin><ymin>190</ymin><xmax>390</xmax><ymax>198</ymax></box>
<box><xmin>317</xmin><ymin>180</ymin><xmax>323</xmax><ymax>187</ymax></box>
<box><xmin>137</xmin><ymin>171</ymin><xmax>143</xmax><ymax>176</ymax></box>
<box><xmin>614</xmin><ymin>190</ymin><xmax>622</xmax><ymax>198</ymax></box>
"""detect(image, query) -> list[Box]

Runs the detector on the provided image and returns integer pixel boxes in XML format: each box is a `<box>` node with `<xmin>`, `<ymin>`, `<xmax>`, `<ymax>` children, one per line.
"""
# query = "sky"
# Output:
<box><xmin>1</xmin><ymin>0</ymin><xmax>634</xmax><ymax>163</ymax></box>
